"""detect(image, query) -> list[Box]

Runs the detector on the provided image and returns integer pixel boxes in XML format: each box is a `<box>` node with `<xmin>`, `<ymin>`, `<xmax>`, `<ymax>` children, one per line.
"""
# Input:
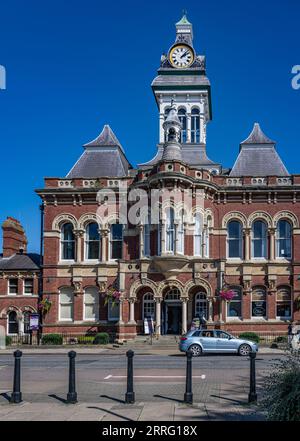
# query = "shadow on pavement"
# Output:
<box><xmin>100</xmin><ymin>394</ymin><xmax>125</xmax><ymax>404</ymax></box>
<box><xmin>153</xmin><ymin>394</ymin><xmax>184</xmax><ymax>403</ymax></box>
<box><xmin>48</xmin><ymin>394</ymin><xmax>68</xmax><ymax>404</ymax></box>
<box><xmin>87</xmin><ymin>406</ymin><xmax>133</xmax><ymax>421</ymax></box>
<box><xmin>209</xmin><ymin>394</ymin><xmax>245</xmax><ymax>405</ymax></box>
<box><xmin>0</xmin><ymin>392</ymin><xmax>10</xmax><ymax>402</ymax></box>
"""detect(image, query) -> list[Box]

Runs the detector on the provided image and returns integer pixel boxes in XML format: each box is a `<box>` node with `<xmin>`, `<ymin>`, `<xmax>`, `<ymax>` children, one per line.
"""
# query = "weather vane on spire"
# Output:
<box><xmin>182</xmin><ymin>9</ymin><xmax>187</xmax><ymax>16</ymax></box>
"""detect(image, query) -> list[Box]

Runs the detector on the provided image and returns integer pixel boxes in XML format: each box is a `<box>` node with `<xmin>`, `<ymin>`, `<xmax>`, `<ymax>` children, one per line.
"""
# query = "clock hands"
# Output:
<box><xmin>180</xmin><ymin>50</ymin><xmax>189</xmax><ymax>59</ymax></box>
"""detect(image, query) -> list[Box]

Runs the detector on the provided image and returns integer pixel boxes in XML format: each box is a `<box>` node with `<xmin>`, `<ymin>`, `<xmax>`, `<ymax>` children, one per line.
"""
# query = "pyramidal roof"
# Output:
<box><xmin>240</xmin><ymin>122</ymin><xmax>275</xmax><ymax>146</ymax></box>
<box><xmin>230</xmin><ymin>123</ymin><xmax>289</xmax><ymax>177</ymax></box>
<box><xmin>176</xmin><ymin>13</ymin><xmax>192</xmax><ymax>26</ymax></box>
<box><xmin>67</xmin><ymin>124</ymin><xmax>131</xmax><ymax>178</ymax></box>
<box><xmin>84</xmin><ymin>124</ymin><xmax>125</xmax><ymax>153</ymax></box>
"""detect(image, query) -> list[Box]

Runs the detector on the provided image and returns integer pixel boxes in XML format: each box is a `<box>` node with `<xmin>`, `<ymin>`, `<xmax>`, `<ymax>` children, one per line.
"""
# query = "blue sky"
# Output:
<box><xmin>0</xmin><ymin>0</ymin><xmax>299</xmax><ymax>252</ymax></box>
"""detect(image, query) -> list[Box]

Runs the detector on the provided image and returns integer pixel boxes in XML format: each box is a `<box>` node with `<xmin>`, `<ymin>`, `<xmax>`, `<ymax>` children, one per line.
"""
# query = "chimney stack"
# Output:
<box><xmin>2</xmin><ymin>217</ymin><xmax>28</xmax><ymax>257</ymax></box>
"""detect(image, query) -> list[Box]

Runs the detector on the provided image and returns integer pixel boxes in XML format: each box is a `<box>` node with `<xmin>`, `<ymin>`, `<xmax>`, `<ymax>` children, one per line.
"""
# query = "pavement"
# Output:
<box><xmin>0</xmin><ymin>401</ymin><xmax>264</xmax><ymax>421</ymax></box>
<box><xmin>0</xmin><ymin>345</ymin><xmax>286</xmax><ymax>355</ymax></box>
<box><xmin>0</xmin><ymin>352</ymin><xmax>281</xmax><ymax>421</ymax></box>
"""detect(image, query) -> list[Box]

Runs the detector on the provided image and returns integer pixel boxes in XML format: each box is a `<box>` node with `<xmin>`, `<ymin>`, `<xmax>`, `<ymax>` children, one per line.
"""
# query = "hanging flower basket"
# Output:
<box><xmin>102</xmin><ymin>288</ymin><xmax>122</xmax><ymax>308</ymax></box>
<box><xmin>38</xmin><ymin>297</ymin><xmax>52</xmax><ymax>317</ymax></box>
<box><xmin>219</xmin><ymin>289</ymin><xmax>235</xmax><ymax>302</ymax></box>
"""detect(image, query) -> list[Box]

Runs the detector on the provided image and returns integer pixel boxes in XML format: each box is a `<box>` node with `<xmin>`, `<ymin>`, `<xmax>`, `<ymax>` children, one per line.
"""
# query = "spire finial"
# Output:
<box><xmin>182</xmin><ymin>9</ymin><xmax>187</xmax><ymax>16</ymax></box>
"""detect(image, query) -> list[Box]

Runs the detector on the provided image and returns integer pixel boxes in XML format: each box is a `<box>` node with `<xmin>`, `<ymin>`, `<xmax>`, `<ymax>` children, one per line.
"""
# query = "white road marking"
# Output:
<box><xmin>104</xmin><ymin>374</ymin><xmax>112</xmax><ymax>380</ymax></box>
<box><xmin>104</xmin><ymin>375</ymin><xmax>206</xmax><ymax>380</ymax></box>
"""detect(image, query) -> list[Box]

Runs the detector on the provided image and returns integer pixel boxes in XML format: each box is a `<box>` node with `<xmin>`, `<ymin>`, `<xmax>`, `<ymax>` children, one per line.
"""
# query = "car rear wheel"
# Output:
<box><xmin>238</xmin><ymin>344</ymin><xmax>251</xmax><ymax>356</ymax></box>
<box><xmin>188</xmin><ymin>344</ymin><xmax>202</xmax><ymax>357</ymax></box>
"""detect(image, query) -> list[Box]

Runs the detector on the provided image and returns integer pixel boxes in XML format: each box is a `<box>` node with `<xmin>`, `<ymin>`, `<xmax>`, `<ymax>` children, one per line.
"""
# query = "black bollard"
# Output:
<box><xmin>125</xmin><ymin>350</ymin><xmax>135</xmax><ymax>403</ymax></box>
<box><xmin>67</xmin><ymin>350</ymin><xmax>78</xmax><ymax>404</ymax></box>
<box><xmin>10</xmin><ymin>350</ymin><xmax>22</xmax><ymax>404</ymax></box>
<box><xmin>184</xmin><ymin>350</ymin><xmax>193</xmax><ymax>404</ymax></box>
<box><xmin>248</xmin><ymin>351</ymin><xmax>257</xmax><ymax>403</ymax></box>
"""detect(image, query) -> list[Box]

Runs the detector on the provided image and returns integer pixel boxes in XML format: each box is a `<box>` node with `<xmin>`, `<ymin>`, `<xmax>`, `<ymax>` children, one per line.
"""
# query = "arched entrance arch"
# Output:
<box><xmin>162</xmin><ymin>287</ymin><xmax>182</xmax><ymax>335</ymax></box>
<box><xmin>185</xmin><ymin>281</ymin><xmax>213</xmax><ymax>327</ymax></box>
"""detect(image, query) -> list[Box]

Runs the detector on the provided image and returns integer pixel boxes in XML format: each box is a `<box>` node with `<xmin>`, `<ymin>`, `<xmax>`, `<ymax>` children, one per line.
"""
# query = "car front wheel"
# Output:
<box><xmin>238</xmin><ymin>344</ymin><xmax>252</xmax><ymax>356</ymax></box>
<box><xmin>188</xmin><ymin>344</ymin><xmax>202</xmax><ymax>357</ymax></box>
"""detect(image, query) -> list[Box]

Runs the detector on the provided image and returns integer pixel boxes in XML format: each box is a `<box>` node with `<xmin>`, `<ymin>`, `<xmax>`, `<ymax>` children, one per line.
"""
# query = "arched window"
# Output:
<box><xmin>8</xmin><ymin>311</ymin><xmax>18</xmax><ymax>334</ymax></box>
<box><xmin>166</xmin><ymin>208</ymin><xmax>175</xmax><ymax>253</ymax></box>
<box><xmin>194</xmin><ymin>213</ymin><xmax>202</xmax><ymax>256</ymax></box>
<box><xmin>276</xmin><ymin>287</ymin><xmax>292</xmax><ymax>318</ymax></box>
<box><xmin>191</xmin><ymin>108</ymin><xmax>200</xmax><ymax>143</ymax></box>
<box><xmin>177</xmin><ymin>210</ymin><xmax>184</xmax><ymax>254</ymax></box>
<box><xmin>59</xmin><ymin>287</ymin><xmax>74</xmax><ymax>321</ymax></box>
<box><xmin>252</xmin><ymin>220</ymin><xmax>267</xmax><ymax>259</ymax></box>
<box><xmin>165</xmin><ymin>288</ymin><xmax>181</xmax><ymax>300</ymax></box>
<box><xmin>23</xmin><ymin>311</ymin><xmax>31</xmax><ymax>334</ymax></box>
<box><xmin>251</xmin><ymin>287</ymin><xmax>267</xmax><ymax>318</ymax></box>
<box><xmin>178</xmin><ymin>108</ymin><xmax>187</xmax><ymax>143</ymax></box>
<box><xmin>84</xmin><ymin>287</ymin><xmax>99</xmax><ymax>321</ymax></box>
<box><xmin>227</xmin><ymin>287</ymin><xmax>242</xmax><ymax>318</ymax></box>
<box><xmin>227</xmin><ymin>221</ymin><xmax>243</xmax><ymax>258</ymax></box>
<box><xmin>61</xmin><ymin>223</ymin><xmax>75</xmax><ymax>260</ymax></box>
<box><xmin>143</xmin><ymin>293</ymin><xmax>155</xmax><ymax>319</ymax></box>
<box><xmin>195</xmin><ymin>292</ymin><xmax>208</xmax><ymax>320</ymax></box>
<box><xmin>110</xmin><ymin>223</ymin><xmax>123</xmax><ymax>260</ymax></box>
<box><xmin>85</xmin><ymin>223</ymin><xmax>100</xmax><ymax>260</ymax></box>
<box><xmin>276</xmin><ymin>220</ymin><xmax>292</xmax><ymax>258</ymax></box>
<box><xmin>108</xmin><ymin>299</ymin><xmax>119</xmax><ymax>321</ymax></box>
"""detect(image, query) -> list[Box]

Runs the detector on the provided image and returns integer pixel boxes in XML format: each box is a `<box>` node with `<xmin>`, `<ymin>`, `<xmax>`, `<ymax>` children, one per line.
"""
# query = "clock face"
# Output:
<box><xmin>169</xmin><ymin>45</ymin><xmax>194</xmax><ymax>68</ymax></box>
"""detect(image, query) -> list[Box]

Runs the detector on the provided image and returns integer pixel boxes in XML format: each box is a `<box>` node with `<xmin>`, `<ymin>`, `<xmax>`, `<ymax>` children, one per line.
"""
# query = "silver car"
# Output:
<box><xmin>179</xmin><ymin>329</ymin><xmax>258</xmax><ymax>357</ymax></box>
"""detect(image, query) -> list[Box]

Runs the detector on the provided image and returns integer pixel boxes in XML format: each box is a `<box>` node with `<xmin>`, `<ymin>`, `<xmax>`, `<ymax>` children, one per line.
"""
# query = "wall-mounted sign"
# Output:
<box><xmin>144</xmin><ymin>317</ymin><xmax>154</xmax><ymax>335</ymax></box>
<box><xmin>252</xmin><ymin>301</ymin><xmax>266</xmax><ymax>317</ymax></box>
<box><xmin>30</xmin><ymin>314</ymin><xmax>39</xmax><ymax>331</ymax></box>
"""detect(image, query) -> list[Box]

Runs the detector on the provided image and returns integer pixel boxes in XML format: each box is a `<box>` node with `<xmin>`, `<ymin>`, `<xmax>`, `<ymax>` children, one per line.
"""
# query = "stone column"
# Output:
<box><xmin>186</xmin><ymin>113</ymin><xmax>191</xmax><ymax>143</ymax></box>
<box><xmin>244</xmin><ymin>228</ymin><xmax>251</xmax><ymax>261</ymax></box>
<box><xmin>139</xmin><ymin>224</ymin><xmax>144</xmax><ymax>259</ymax></box>
<box><xmin>200</xmin><ymin>116</ymin><xmax>206</xmax><ymax>144</ymax></box>
<box><xmin>128</xmin><ymin>298</ymin><xmax>136</xmax><ymax>324</ymax></box>
<box><xmin>161</xmin><ymin>222</ymin><xmax>166</xmax><ymax>255</ymax></box>
<box><xmin>208</xmin><ymin>297</ymin><xmax>213</xmax><ymax>322</ymax></box>
<box><xmin>202</xmin><ymin>227</ymin><xmax>207</xmax><ymax>258</ymax></box>
<box><xmin>74</xmin><ymin>230</ymin><xmax>84</xmax><ymax>263</ymax></box>
<box><xmin>155</xmin><ymin>298</ymin><xmax>162</xmax><ymax>336</ymax></box>
<box><xmin>269</xmin><ymin>228</ymin><xmax>276</xmax><ymax>261</ymax></box>
<box><xmin>159</xmin><ymin>113</ymin><xmax>165</xmax><ymax>143</ymax></box>
<box><xmin>219</xmin><ymin>299</ymin><xmax>223</xmax><ymax>323</ymax></box>
<box><xmin>100</xmin><ymin>228</ymin><xmax>109</xmax><ymax>262</ymax></box>
<box><xmin>181</xmin><ymin>298</ymin><xmax>188</xmax><ymax>334</ymax></box>
<box><xmin>174</xmin><ymin>221</ymin><xmax>178</xmax><ymax>255</ymax></box>
<box><xmin>118</xmin><ymin>299</ymin><xmax>124</xmax><ymax>324</ymax></box>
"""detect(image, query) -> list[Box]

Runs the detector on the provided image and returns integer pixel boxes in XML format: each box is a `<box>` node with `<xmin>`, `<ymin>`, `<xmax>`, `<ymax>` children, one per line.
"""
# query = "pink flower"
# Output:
<box><xmin>220</xmin><ymin>289</ymin><xmax>235</xmax><ymax>301</ymax></box>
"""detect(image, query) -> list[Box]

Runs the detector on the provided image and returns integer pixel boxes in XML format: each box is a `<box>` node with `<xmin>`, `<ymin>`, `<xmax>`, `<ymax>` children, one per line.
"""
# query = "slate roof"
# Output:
<box><xmin>230</xmin><ymin>123</ymin><xmax>289</xmax><ymax>177</ymax></box>
<box><xmin>0</xmin><ymin>253</ymin><xmax>40</xmax><ymax>271</ymax></box>
<box><xmin>139</xmin><ymin>144</ymin><xmax>220</xmax><ymax>169</ymax></box>
<box><xmin>240</xmin><ymin>122</ymin><xmax>275</xmax><ymax>145</ymax></box>
<box><xmin>152</xmin><ymin>74</ymin><xmax>210</xmax><ymax>89</ymax></box>
<box><xmin>67</xmin><ymin>125</ymin><xmax>132</xmax><ymax>178</ymax></box>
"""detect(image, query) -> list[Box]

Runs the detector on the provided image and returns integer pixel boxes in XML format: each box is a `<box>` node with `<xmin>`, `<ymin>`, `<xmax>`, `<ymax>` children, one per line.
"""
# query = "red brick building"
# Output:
<box><xmin>35</xmin><ymin>14</ymin><xmax>300</xmax><ymax>341</ymax></box>
<box><xmin>0</xmin><ymin>217</ymin><xmax>40</xmax><ymax>337</ymax></box>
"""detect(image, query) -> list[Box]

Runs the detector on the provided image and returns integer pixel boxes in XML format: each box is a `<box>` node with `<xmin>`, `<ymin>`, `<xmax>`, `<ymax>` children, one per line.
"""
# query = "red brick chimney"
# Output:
<box><xmin>2</xmin><ymin>217</ymin><xmax>28</xmax><ymax>257</ymax></box>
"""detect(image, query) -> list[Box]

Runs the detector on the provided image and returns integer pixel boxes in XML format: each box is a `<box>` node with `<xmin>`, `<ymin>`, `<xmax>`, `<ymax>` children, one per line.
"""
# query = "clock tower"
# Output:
<box><xmin>144</xmin><ymin>13</ymin><xmax>220</xmax><ymax>172</ymax></box>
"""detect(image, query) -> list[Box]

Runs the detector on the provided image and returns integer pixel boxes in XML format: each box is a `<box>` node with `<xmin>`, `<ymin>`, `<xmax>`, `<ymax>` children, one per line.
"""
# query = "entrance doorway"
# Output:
<box><xmin>162</xmin><ymin>302</ymin><xmax>182</xmax><ymax>335</ymax></box>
